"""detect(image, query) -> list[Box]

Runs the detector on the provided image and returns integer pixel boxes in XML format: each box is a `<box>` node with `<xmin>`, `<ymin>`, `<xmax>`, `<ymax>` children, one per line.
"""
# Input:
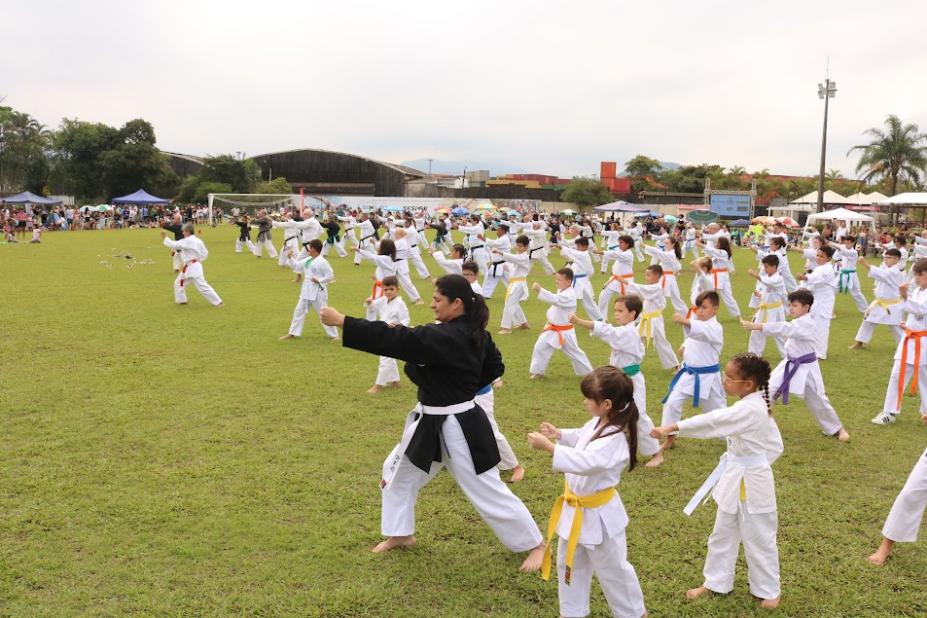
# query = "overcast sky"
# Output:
<box><xmin>4</xmin><ymin>0</ymin><xmax>926</xmax><ymax>179</ymax></box>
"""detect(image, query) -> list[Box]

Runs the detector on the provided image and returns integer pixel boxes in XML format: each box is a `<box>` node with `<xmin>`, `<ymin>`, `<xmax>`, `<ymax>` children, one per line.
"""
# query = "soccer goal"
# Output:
<box><xmin>206</xmin><ymin>193</ymin><xmax>300</xmax><ymax>225</ymax></box>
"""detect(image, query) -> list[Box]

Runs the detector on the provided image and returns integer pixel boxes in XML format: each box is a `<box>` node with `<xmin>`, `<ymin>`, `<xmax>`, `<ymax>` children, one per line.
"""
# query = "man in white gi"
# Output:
<box><xmin>161</xmin><ymin>223</ymin><xmax>223</xmax><ymax>307</ymax></box>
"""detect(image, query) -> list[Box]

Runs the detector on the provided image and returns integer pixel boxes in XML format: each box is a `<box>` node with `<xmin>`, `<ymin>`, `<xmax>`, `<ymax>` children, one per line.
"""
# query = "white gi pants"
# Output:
<box><xmin>381</xmin><ymin>415</ymin><xmax>543</xmax><ymax>551</ymax></box>
<box><xmin>781</xmin><ymin>269</ymin><xmax>798</xmax><ymax>293</ymax></box>
<box><xmin>630</xmin><ymin>373</ymin><xmax>661</xmax><ymax>457</ymax></box>
<box><xmin>529</xmin><ymin>332</ymin><xmax>594</xmax><ymax>377</ymax></box>
<box><xmin>482</xmin><ymin>265</ymin><xmax>510</xmax><ymax>299</ymax></box>
<box><xmin>394</xmin><ymin>260</ymin><xmax>422</xmax><ymax>302</ymax></box>
<box><xmin>173</xmin><ymin>273</ymin><xmax>222</xmax><ymax>306</ymax></box>
<box><xmin>530</xmin><ymin>250</ymin><xmax>555</xmax><ymax>275</ymax></box>
<box><xmin>855</xmin><ymin>320</ymin><xmax>903</xmax><ymax>345</ymax></box>
<box><xmin>557</xmin><ymin>533</ymin><xmax>646</xmax><ymax>618</ymax></box>
<box><xmin>235</xmin><ymin>238</ymin><xmax>255</xmax><ymax>253</ymax></box>
<box><xmin>475</xmin><ymin>390</ymin><xmax>519</xmax><ymax>470</ymax></box>
<box><xmin>633</xmin><ymin>241</ymin><xmax>645</xmax><ymax>262</ymax></box>
<box><xmin>663</xmin><ymin>278</ymin><xmax>689</xmax><ymax>314</ymax></box>
<box><xmin>573</xmin><ymin>279</ymin><xmax>603</xmax><ymax>321</ymax></box>
<box><xmin>322</xmin><ymin>240</ymin><xmax>348</xmax><ymax>258</ymax></box>
<box><xmin>354</xmin><ymin>237</ymin><xmax>376</xmax><ymax>265</ymax></box>
<box><xmin>660</xmin><ymin>383</ymin><xmax>727</xmax><ymax>427</ymax></box>
<box><xmin>409</xmin><ymin>249</ymin><xmax>431</xmax><ymax>278</ymax></box>
<box><xmin>640</xmin><ymin>318</ymin><xmax>679</xmax><ymax>370</ymax></box>
<box><xmin>376</xmin><ymin>356</ymin><xmax>400</xmax><ymax>385</ymax></box>
<box><xmin>703</xmin><ymin>506</ymin><xmax>780</xmax><ymax>600</ymax></box>
<box><xmin>500</xmin><ymin>284</ymin><xmax>528</xmax><ymax>329</ymax></box>
<box><xmin>171</xmin><ymin>251</ymin><xmax>182</xmax><ymax>271</ymax></box>
<box><xmin>748</xmin><ymin>329</ymin><xmax>786</xmax><ymax>358</ymax></box>
<box><xmin>278</xmin><ymin>239</ymin><xmax>298</xmax><ymax>266</ymax></box>
<box><xmin>882</xmin><ymin>448</ymin><xmax>927</xmax><ymax>542</ymax></box>
<box><xmin>288</xmin><ymin>297</ymin><xmax>339</xmax><ymax>338</ymax></box>
<box><xmin>838</xmin><ymin>273</ymin><xmax>869</xmax><ymax>313</ymax></box>
<box><xmin>253</xmin><ymin>237</ymin><xmax>277</xmax><ymax>258</ymax></box>
<box><xmin>717</xmin><ymin>285</ymin><xmax>742</xmax><ymax>318</ymax></box>
<box><xmin>881</xmin><ymin>360</ymin><xmax>927</xmax><ymax>415</ymax></box>
<box><xmin>769</xmin><ymin>371</ymin><xmax>843</xmax><ymax>435</ymax></box>
<box><xmin>814</xmin><ymin>315</ymin><xmax>832</xmax><ymax>360</ymax></box>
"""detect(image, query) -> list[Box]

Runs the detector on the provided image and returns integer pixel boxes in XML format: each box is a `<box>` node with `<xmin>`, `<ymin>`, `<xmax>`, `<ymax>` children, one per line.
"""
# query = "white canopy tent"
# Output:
<box><xmin>789</xmin><ymin>190</ymin><xmax>849</xmax><ymax>205</ymax></box>
<box><xmin>806</xmin><ymin>207</ymin><xmax>875</xmax><ymax>232</ymax></box>
<box><xmin>878</xmin><ymin>192</ymin><xmax>927</xmax><ymax>206</ymax></box>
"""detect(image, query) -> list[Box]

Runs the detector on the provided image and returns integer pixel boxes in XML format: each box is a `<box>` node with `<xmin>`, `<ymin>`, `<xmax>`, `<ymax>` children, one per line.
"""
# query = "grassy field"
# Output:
<box><xmin>2</xmin><ymin>225</ymin><xmax>926</xmax><ymax>617</ymax></box>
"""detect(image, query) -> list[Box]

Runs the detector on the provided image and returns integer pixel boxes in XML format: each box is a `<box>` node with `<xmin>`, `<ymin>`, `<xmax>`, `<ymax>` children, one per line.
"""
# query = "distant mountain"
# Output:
<box><xmin>402</xmin><ymin>159</ymin><xmax>527</xmax><ymax>176</ymax></box>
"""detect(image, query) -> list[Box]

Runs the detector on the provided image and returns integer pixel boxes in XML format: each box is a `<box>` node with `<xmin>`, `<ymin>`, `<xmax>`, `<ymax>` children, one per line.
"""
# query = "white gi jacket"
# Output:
<box><xmin>678</xmin><ymin>391</ymin><xmax>783</xmax><ymax>515</ymax></box>
<box><xmin>370</xmin><ymin>295</ymin><xmax>410</xmax><ymax>326</ymax></box>
<box><xmin>763</xmin><ymin>313</ymin><xmax>822</xmax><ymax>394</ymax></box>
<box><xmin>866</xmin><ymin>264</ymin><xmax>905</xmax><ymax>325</ymax></box>
<box><xmin>895</xmin><ymin>285</ymin><xmax>927</xmax><ymax>365</ymax></box>
<box><xmin>163</xmin><ymin>235</ymin><xmax>208</xmax><ymax>278</ymax></box>
<box><xmin>537</xmin><ymin>287</ymin><xmax>578</xmax><ymax>349</ymax></box>
<box><xmin>289</xmin><ymin>254</ymin><xmax>334</xmax><ymax>301</ymax></box>
<box><xmin>676</xmin><ymin>317</ymin><xmax>724</xmax><ymax>396</ymax></box>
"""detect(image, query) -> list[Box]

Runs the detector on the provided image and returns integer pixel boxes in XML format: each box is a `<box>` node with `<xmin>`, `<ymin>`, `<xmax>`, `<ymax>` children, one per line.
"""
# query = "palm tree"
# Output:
<box><xmin>727</xmin><ymin>165</ymin><xmax>746</xmax><ymax>176</ymax></box>
<box><xmin>848</xmin><ymin>114</ymin><xmax>927</xmax><ymax>195</ymax></box>
<box><xmin>825</xmin><ymin>168</ymin><xmax>844</xmax><ymax>181</ymax></box>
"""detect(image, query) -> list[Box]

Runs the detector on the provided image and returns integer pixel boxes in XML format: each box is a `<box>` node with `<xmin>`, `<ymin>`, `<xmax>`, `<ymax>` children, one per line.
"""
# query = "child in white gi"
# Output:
<box><xmin>462</xmin><ymin>261</ymin><xmax>482</xmax><ymax>294</ymax></box>
<box><xmin>658</xmin><ymin>290</ymin><xmax>726</xmax><ymax>453</ymax></box>
<box><xmin>627</xmin><ymin>265</ymin><xmax>680</xmax><ymax>370</ymax></box>
<box><xmin>529</xmin><ymin>269</ymin><xmax>594</xmax><ymax>379</ymax></box>
<box><xmin>652</xmin><ymin>353</ymin><xmax>783</xmax><ymax>609</ymax></box>
<box><xmin>495</xmin><ymin>234</ymin><xmax>531</xmax><ymax>334</ymax></box>
<box><xmin>829</xmin><ymin>235</ymin><xmax>868</xmax><ymax>314</ymax></box>
<box><xmin>746</xmin><ymin>254</ymin><xmax>787</xmax><ymax>358</ymax></box>
<box><xmin>457</xmin><ymin>215</ymin><xmax>489</xmax><ymax>271</ymax></box>
<box><xmin>527</xmin><ymin>366</ymin><xmax>647</xmax><ymax>618</ymax></box>
<box><xmin>280</xmin><ymin>239</ymin><xmax>338</xmax><ymax>341</ymax></box>
<box><xmin>392</xmin><ymin>229</ymin><xmax>424</xmax><ymax>305</ymax></box>
<box><xmin>698</xmin><ymin>236</ymin><xmax>742</xmax><ymax>318</ymax></box>
<box><xmin>689</xmin><ymin>257</ymin><xmax>714</xmax><ymax>315</ymax></box>
<box><xmin>599</xmin><ymin>223</ymin><xmax>623</xmax><ymax>273</ymax></box>
<box><xmin>743</xmin><ymin>289</ymin><xmax>851</xmax><ymax>441</ymax></box>
<box><xmin>595</xmin><ymin>234</ymin><xmax>636</xmax><ymax>320</ymax></box>
<box><xmin>850</xmin><ymin>250</ymin><xmax>905</xmax><ymax>349</ymax></box>
<box><xmin>798</xmin><ymin>245</ymin><xmax>838</xmax><ymax>360</ymax></box>
<box><xmin>429</xmin><ymin>243</ymin><xmax>467</xmax><ymax>277</ymax></box>
<box><xmin>871</xmin><ymin>260</ymin><xmax>927</xmax><ymax>425</ymax></box>
<box><xmin>571</xmin><ymin>294</ymin><xmax>665</xmax><ymax>468</ymax></box>
<box><xmin>160</xmin><ymin>224</ymin><xmax>223</xmax><ymax>307</ymax></box>
<box><xmin>482</xmin><ymin>224</ymin><xmax>512</xmax><ymax>299</ymax></box>
<box><xmin>356</xmin><ymin>238</ymin><xmax>398</xmax><ymax>311</ymax></box>
<box><xmin>869</xmin><ymin>442</ymin><xmax>927</xmax><ymax>565</ymax></box>
<box><xmin>555</xmin><ymin>236</ymin><xmax>604</xmax><ymax>321</ymax></box>
<box><xmin>645</xmin><ymin>236</ymin><xmax>689</xmax><ymax>314</ymax></box>
<box><xmin>364</xmin><ymin>276</ymin><xmax>410</xmax><ymax>393</ymax></box>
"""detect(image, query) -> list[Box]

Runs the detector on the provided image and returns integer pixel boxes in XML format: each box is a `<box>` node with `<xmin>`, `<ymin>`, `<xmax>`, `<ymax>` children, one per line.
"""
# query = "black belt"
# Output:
<box><xmin>361</xmin><ymin>233</ymin><xmax>376</xmax><ymax>241</ymax></box>
<box><xmin>285</xmin><ymin>235</ymin><xmax>298</xmax><ymax>244</ymax></box>
<box><xmin>405</xmin><ymin>404</ymin><xmax>500</xmax><ymax>474</ymax></box>
<box><xmin>470</xmin><ymin>245</ymin><xmax>484</xmax><ymax>250</ymax></box>
<box><xmin>490</xmin><ymin>260</ymin><xmax>505</xmax><ymax>276</ymax></box>
<box><xmin>529</xmin><ymin>246</ymin><xmax>544</xmax><ymax>257</ymax></box>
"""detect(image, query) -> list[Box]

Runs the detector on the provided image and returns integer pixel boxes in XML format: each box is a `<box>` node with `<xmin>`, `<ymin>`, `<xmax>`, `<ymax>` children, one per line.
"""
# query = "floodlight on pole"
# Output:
<box><xmin>816</xmin><ymin>78</ymin><xmax>837</xmax><ymax>213</ymax></box>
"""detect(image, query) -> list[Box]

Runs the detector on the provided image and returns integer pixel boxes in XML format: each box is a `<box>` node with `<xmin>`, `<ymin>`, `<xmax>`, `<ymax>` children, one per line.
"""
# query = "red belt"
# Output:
<box><xmin>180</xmin><ymin>259</ymin><xmax>198</xmax><ymax>287</ymax></box>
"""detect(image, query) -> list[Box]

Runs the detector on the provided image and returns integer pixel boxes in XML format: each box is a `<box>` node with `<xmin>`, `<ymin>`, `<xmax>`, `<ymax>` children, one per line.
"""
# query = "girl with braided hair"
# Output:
<box><xmin>652</xmin><ymin>353</ymin><xmax>784</xmax><ymax>609</ymax></box>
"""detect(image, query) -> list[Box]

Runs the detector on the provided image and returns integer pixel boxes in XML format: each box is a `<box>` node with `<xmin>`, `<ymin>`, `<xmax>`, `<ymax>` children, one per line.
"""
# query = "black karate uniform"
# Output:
<box><xmin>235</xmin><ymin>221</ymin><xmax>251</xmax><ymax>241</ymax></box>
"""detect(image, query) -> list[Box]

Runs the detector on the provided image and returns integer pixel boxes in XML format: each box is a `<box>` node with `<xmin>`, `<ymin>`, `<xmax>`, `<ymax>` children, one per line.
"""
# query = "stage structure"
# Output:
<box><xmin>704</xmin><ymin>178</ymin><xmax>756</xmax><ymax>220</ymax></box>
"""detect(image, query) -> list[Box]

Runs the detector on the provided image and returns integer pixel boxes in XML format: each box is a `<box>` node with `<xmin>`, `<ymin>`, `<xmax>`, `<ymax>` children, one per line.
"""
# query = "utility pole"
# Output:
<box><xmin>427</xmin><ymin>158</ymin><xmax>433</xmax><ymax>176</ymax></box>
<box><xmin>817</xmin><ymin>73</ymin><xmax>837</xmax><ymax>213</ymax></box>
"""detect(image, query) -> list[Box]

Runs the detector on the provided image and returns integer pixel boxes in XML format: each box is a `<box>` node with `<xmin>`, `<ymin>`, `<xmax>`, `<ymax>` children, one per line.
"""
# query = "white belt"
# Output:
<box><xmin>420</xmin><ymin>399</ymin><xmax>475</xmax><ymax>416</ymax></box>
<box><xmin>683</xmin><ymin>453</ymin><xmax>769</xmax><ymax>516</ymax></box>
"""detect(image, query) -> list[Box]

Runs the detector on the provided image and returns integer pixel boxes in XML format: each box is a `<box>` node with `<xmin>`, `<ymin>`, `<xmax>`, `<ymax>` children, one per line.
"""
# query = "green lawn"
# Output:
<box><xmin>2</xmin><ymin>226</ymin><xmax>926</xmax><ymax>617</ymax></box>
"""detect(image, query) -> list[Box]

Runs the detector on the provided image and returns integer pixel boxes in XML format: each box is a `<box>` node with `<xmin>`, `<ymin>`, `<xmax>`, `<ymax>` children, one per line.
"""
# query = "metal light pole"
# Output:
<box><xmin>816</xmin><ymin>78</ymin><xmax>837</xmax><ymax>213</ymax></box>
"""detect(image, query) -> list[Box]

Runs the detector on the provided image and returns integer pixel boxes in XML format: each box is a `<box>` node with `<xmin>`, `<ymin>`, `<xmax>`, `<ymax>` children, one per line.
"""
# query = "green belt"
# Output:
<box><xmin>622</xmin><ymin>364</ymin><xmax>641</xmax><ymax>377</ymax></box>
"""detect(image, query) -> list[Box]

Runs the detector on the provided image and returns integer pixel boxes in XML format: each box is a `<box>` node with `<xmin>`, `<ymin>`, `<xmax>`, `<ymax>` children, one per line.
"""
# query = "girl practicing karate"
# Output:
<box><xmin>596</xmin><ymin>234</ymin><xmax>636</xmax><ymax>320</ymax></box>
<box><xmin>645</xmin><ymin>236</ymin><xmax>689</xmax><ymax>314</ymax></box>
<box><xmin>699</xmin><ymin>236</ymin><xmax>742</xmax><ymax>318</ymax></box>
<box><xmin>364</xmin><ymin>275</ymin><xmax>410</xmax><ymax>393</ymax></box>
<box><xmin>527</xmin><ymin>366</ymin><xmax>648</xmax><ymax>618</ymax></box>
<box><xmin>849</xmin><ymin>250</ymin><xmax>905</xmax><ymax>350</ymax></box>
<box><xmin>494</xmin><ymin>235</ymin><xmax>531</xmax><ymax>334</ymax></box>
<box><xmin>652</xmin><ymin>353</ymin><xmax>783</xmax><ymax>609</ymax></box>
<box><xmin>355</xmin><ymin>238</ymin><xmax>398</xmax><ymax>311</ymax></box>
<box><xmin>627</xmin><ymin>265</ymin><xmax>680</xmax><ymax>371</ymax></box>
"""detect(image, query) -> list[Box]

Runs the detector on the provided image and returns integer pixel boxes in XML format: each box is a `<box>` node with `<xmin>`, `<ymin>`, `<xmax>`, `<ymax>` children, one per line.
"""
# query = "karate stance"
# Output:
<box><xmin>529</xmin><ymin>269</ymin><xmax>594</xmax><ymax>379</ymax></box>
<box><xmin>161</xmin><ymin>224</ymin><xmax>223</xmax><ymax>307</ymax></box>
<box><xmin>364</xmin><ymin>275</ymin><xmax>410</xmax><ymax>392</ymax></box>
<box><xmin>869</xmin><ymin>443</ymin><xmax>927</xmax><ymax>565</ymax></box>
<box><xmin>279</xmin><ymin>239</ymin><xmax>338</xmax><ymax>341</ymax></box>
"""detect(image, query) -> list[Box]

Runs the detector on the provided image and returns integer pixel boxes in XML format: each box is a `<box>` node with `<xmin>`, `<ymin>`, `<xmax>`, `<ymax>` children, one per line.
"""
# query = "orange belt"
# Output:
<box><xmin>685</xmin><ymin>305</ymin><xmax>697</xmax><ymax>320</ymax></box>
<box><xmin>711</xmin><ymin>268</ymin><xmax>728</xmax><ymax>288</ymax></box>
<box><xmin>897</xmin><ymin>329</ymin><xmax>927</xmax><ymax>411</ymax></box>
<box><xmin>179</xmin><ymin>259</ymin><xmax>198</xmax><ymax>287</ymax></box>
<box><xmin>543</xmin><ymin>323</ymin><xmax>574</xmax><ymax>346</ymax></box>
<box><xmin>661</xmin><ymin>271</ymin><xmax>675</xmax><ymax>289</ymax></box>
<box><xmin>371</xmin><ymin>279</ymin><xmax>384</xmax><ymax>299</ymax></box>
<box><xmin>607</xmin><ymin>273</ymin><xmax>633</xmax><ymax>295</ymax></box>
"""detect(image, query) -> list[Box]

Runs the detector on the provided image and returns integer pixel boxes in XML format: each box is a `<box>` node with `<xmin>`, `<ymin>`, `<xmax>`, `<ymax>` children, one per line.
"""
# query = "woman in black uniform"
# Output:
<box><xmin>320</xmin><ymin>275</ymin><xmax>545</xmax><ymax>570</ymax></box>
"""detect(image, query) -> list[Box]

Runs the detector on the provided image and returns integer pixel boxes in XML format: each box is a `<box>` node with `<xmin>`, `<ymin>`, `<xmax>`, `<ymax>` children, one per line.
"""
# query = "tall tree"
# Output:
<box><xmin>0</xmin><ymin>106</ymin><xmax>51</xmax><ymax>194</ymax></box>
<box><xmin>561</xmin><ymin>177</ymin><xmax>613</xmax><ymax>207</ymax></box>
<box><xmin>198</xmin><ymin>155</ymin><xmax>260</xmax><ymax>193</ymax></box>
<box><xmin>623</xmin><ymin>155</ymin><xmax>662</xmax><ymax>192</ymax></box>
<box><xmin>847</xmin><ymin>114</ymin><xmax>927</xmax><ymax>195</ymax></box>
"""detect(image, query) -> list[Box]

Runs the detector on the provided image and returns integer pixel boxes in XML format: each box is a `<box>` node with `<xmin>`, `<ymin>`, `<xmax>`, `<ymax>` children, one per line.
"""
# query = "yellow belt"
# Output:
<box><xmin>637</xmin><ymin>309</ymin><xmax>662</xmax><ymax>345</ymax></box>
<box><xmin>753</xmin><ymin>301</ymin><xmax>783</xmax><ymax>324</ymax></box>
<box><xmin>865</xmin><ymin>297</ymin><xmax>902</xmax><ymax>318</ymax></box>
<box><xmin>541</xmin><ymin>481</ymin><xmax>617</xmax><ymax>584</ymax></box>
<box><xmin>505</xmin><ymin>277</ymin><xmax>527</xmax><ymax>300</ymax></box>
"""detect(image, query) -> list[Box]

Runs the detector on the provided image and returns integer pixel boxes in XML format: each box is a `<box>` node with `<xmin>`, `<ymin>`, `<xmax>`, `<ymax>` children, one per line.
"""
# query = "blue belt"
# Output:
<box><xmin>661</xmin><ymin>363</ymin><xmax>721</xmax><ymax>408</ymax></box>
<box><xmin>475</xmin><ymin>384</ymin><xmax>492</xmax><ymax>396</ymax></box>
<box><xmin>572</xmin><ymin>273</ymin><xmax>588</xmax><ymax>287</ymax></box>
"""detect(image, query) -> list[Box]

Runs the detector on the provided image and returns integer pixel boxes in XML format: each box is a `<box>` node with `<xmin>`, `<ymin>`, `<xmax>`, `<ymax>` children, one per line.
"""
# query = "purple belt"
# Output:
<box><xmin>774</xmin><ymin>351</ymin><xmax>818</xmax><ymax>404</ymax></box>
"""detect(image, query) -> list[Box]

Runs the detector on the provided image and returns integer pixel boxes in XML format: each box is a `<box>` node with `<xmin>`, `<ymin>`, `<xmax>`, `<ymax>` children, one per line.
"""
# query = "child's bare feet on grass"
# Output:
<box><xmin>760</xmin><ymin>597</ymin><xmax>781</xmax><ymax>609</ymax></box>
<box><xmin>367</xmin><ymin>384</ymin><xmax>383</xmax><ymax>394</ymax></box>
<box><xmin>508</xmin><ymin>465</ymin><xmax>525</xmax><ymax>483</ymax></box>
<box><xmin>645</xmin><ymin>452</ymin><xmax>664</xmax><ymax>468</ymax></box>
<box><xmin>278</xmin><ymin>334</ymin><xmax>295</xmax><ymax>340</ymax></box>
<box><xmin>835</xmin><ymin>428</ymin><xmax>850</xmax><ymax>442</ymax></box>
<box><xmin>660</xmin><ymin>436</ymin><xmax>676</xmax><ymax>451</ymax></box>
<box><xmin>686</xmin><ymin>586</ymin><xmax>710</xmax><ymax>600</ymax></box>
<box><xmin>390</xmin><ymin>381</ymin><xmax>401</xmax><ymax>389</ymax></box>
<box><xmin>372</xmin><ymin>535</ymin><xmax>416</xmax><ymax>553</ymax></box>
<box><xmin>519</xmin><ymin>543</ymin><xmax>546</xmax><ymax>572</ymax></box>
<box><xmin>497</xmin><ymin>329</ymin><xmax>512</xmax><ymax>335</ymax></box>
<box><xmin>868</xmin><ymin>538</ymin><xmax>894</xmax><ymax>565</ymax></box>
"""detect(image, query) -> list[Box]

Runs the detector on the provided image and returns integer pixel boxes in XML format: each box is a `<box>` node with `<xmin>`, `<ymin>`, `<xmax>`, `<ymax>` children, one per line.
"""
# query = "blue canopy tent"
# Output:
<box><xmin>1</xmin><ymin>191</ymin><xmax>62</xmax><ymax>205</ymax></box>
<box><xmin>111</xmin><ymin>189</ymin><xmax>171</xmax><ymax>205</ymax></box>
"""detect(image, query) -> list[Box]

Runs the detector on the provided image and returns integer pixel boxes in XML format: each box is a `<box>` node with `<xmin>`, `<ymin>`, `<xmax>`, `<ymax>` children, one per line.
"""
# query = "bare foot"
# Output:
<box><xmin>760</xmin><ymin>597</ymin><xmax>781</xmax><ymax>609</ymax></box>
<box><xmin>519</xmin><ymin>543</ymin><xmax>546</xmax><ymax>572</ymax></box>
<box><xmin>921</xmin><ymin>414</ymin><xmax>927</xmax><ymax>425</ymax></box>
<box><xmin>390</xmin><ymin>381</ymin><xmax>401</xmax><ymax>389</ymax></box>
<box><xmin>508</xmin><ymin>465</ymin><xmax>525</xmax><ymax>483</ymax></box>
<box><xmin>329</xmin><ymin>336</ymin><xmax>340</xmax><ymax>341</ymax></box>
<box><xmin>414</xmin><ymin>300</ymin><xmax>425</xmax><ymax>306</ymax></box>
<box><xmin>529</xmin><ymin>373</ymin><xmax>543</xmax><ymax>380</ymax></box>
<box><xmin>497</xmin><ymin>329</ymin><xmax>512</xmax><ymax>335</ymax></box>
<box><xmin>279</xmin><ymin>334</ymin><xmax>295</xmax><ymax>340</ymax></box>
<box><xmin>835</xmin><ymin>428</ymin><xmax>851</xmax><ymax>442</ymax></box>
<box><xmin>645</xmin><ymin>452</ymin><xmax>664</xmax><ymax>468</ymax></box>
<box><xmin>868</xmin><ymin>538</ymin><xmax>894</xmax><ymax>565</ymax></box>
<box><xmin>372</xmin><ymin>535</ymin><xmax>416</xmax><ymax>553</ymax></box>
<box><xmin>215</xmin><ymin>303</ymin><xmax>224</xmax><ymax>308</ymax></box>
<box><xmin>848</xmin><ymin>341</ymin><xmax>863</xmax><ymax>350</ymax></box>
<box><xmin>686</xmin><ymin>586</ymin><xmax>711</xmax><ymax>600</ymax></box>
<box><xmin>517</xmin><ymin>322</ymin><xmax>530</xmax><ymax>329</ymax></box>
<box><xmin>367</xmin><ymin>384</ymin><xmax>383</xmax><ymax>394</ymax></box>
<box><xmin>660</xmin><ymin>436</ymin><xmax>676</xmax><ymax>451</ymax></box>
<box><xmin>493</xmin><ymin>378</ymin><xmax>505</xmax><ymax>389</ymax></box>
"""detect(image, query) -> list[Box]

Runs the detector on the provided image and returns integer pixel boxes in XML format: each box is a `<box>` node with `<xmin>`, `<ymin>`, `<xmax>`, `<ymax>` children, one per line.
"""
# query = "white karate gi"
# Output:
<box><xmin>473</xmin><ymin>388</ymin><xmax>519</xmax><ymax>471</ymax></box>
<box><xmin>275</xmin><ymin>218</ymin><xmax>321</xmax><ymax>267</ymax></box>
<box><xmin>287</xmin><ymin>254</ymin><xmax>338</xmax><ymax>338</ymax></box>
<box><xmin>647</xmin><ymin>233</ymin><xmax>668</xmax><ymax>265</ymax></box>
<box><xmin>629</xmin><ymin>225</ymin><xmax>645</xmax><ymax>262</ymax></box>
<box><xmin>353</xmin><ymin>219</ymin><xmax>378</xmax><ymax>265</ymax></box>
<box><xmin>881</xmin><ymin>446</ymin><xmax>927</xmax><ymax>543</ymax></box>
<box><xmin>627</xmin><ymin>281</ymin><xmax>679</xmax><ymax>370</ymax></box>
<box><xmin>599</xmin><ymin>230</ymin><xmax>623</xmax><ymax>273</ymax></box>
<box><xmin>525</xmin><ymin>225</ymin><xmax>555</xmax><ymax>275</ymax></box>
<box><xmin>677</xmin><ymin>391</ymin><xmax>783</xmax><ymax>601</ymax></box>
<box><xmin>431</xmin><ymin>250</ymin><xmax>464</xmax><ymax>275</ymax></box>
<box><xmin>645</xmin><ymin>245</ymin><xmax>688</xmax><ymax>314</ymax></box>
<box><xmin>589</xmin><ymin>320</ymin><xmax>661</xmax><ymax>457</ymax></box>
<box><xmin>458</xmin><ymin>221</ymin><xmax>490</xmax><ymax>271</ymax></box>
<box><xmin>880</xmin><ymin>285</ymin><xmax>927</xmax><ymax>416</ymax></box>
<box><xmin>393</xmin><ymin>237</ymin><xmax>422</xmax><ymax>303</ymax></box>
<box><xmin>482</xmin><ymin>233</ymin><xmax>512</xmax><ymax>299</ymax></box>
<box><xmin>498</xmin><ymin>250</ymin><xmax>530</xmax><ymax>329</ymax></box>
<box><xmin>801</xmin><ymin>261</ymin><xmax>838</xmax><ymax>359</ymax></box>
<box><xmin>661</xmin><ymin>317</ymin><xmax>726</xmax><ymax>427</ymax></box>
<box><xmin>357</xmin><ymin>249</ymin><xmax>398</xmax><ymax>316</ymax></box>
<box><xmin>830</xmin><ymin>243</ymin><xmax>868</xmax><ymax>313</ymax></box>
<box><xmin>765</xmin><ymin>313</ymin><xmax>844</xmax><ymax>435</ymax></box>
<box><xmin>690</xmin><ymin>271</ymin><xmax>713</xmax><ymax>307</ymax></box>
<box><xmin>368</xmin><ymin>296</ymin><xmax>410</xmax><ymax>384</ymax></box>
<box><xmin>551</xmin><ymin>419</ymin><xmax>646</xmax><ymax>618</ymax></box>
<box><xmin>748</xmin><ymin>271</ymin><xmax>787</xmax><ymax>358</ymax></box>
<box><xmin>855</xmin><ymin>263</ymin><xmax>905</xmax><ymax>344</ymax></box>
<box><xmin>560</xmin><ymin>247</ymin><xmax>603</xmax><ymax>321</ymax></box>
<box><xmin>403</xmin><ymin>226</ymin><xmax>431</xmax><ymax>279</ymax></box>
<box><xmin>597</xmin><ymin>246</ymin><xmax>635</xmax><ymax>320</ymax></box>
<box><xmin>162</xmin><ymin>235</ymin><xmax>222</xmax><ymax>306</ymax></box>
<box><xmin>682</xmin><ymin>227</ymin><xmax>699</xmax><ymax>258</ymax></box>
<box><xmin>337</xmin><ymin>214</ymin><xmax>358</xmax><ymax>254</ymax></box>
<box><xmin>701</xmin><ymin>245</ymin><xmax>742</xmax><ymax>317</ymax></box>
<box><xmin>530</xmin><ymin>287</ymin><xmax>594</xmax><ymax>377</ymax></box>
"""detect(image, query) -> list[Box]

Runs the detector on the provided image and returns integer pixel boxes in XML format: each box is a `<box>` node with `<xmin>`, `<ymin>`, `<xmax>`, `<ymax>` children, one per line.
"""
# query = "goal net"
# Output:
<box><xmin>207</xmin><ymin>193</ymin><xmax>300</xmax><ymax>224</ymax></box>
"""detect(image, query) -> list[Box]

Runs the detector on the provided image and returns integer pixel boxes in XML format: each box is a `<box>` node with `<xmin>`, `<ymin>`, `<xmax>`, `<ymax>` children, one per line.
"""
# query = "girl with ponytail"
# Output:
<box><xmin>527</xmin><ymin>366</ymin><xmax>647</xmax><ymax>618</ymax></box>
<box><xmin>651</xmin><ymin>352</ymin><xmax>784</xmax><ymax>609</ymax></box>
